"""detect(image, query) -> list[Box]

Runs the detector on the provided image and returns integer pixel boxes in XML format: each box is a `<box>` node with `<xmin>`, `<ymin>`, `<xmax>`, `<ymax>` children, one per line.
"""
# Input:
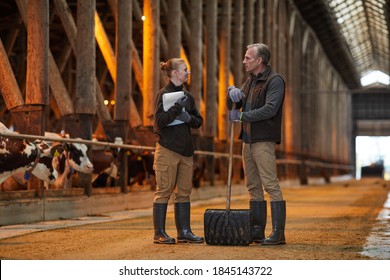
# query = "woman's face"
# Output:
<box><xmin>173</xmin><ymin>63</ymin><xmax>190</xmax><ymax>84</ymax></box>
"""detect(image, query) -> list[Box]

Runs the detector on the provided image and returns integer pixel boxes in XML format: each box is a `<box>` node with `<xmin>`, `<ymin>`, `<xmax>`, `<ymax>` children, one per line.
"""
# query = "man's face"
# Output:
<box><xmin>174</xmin><ymin>63</ymin><xmax>190</xmax><ymax>84</ymax></box>
<box><xmin>242</xmin><ymin>47</ymin><xmax>262</xmax><ymax>74</ymax></box>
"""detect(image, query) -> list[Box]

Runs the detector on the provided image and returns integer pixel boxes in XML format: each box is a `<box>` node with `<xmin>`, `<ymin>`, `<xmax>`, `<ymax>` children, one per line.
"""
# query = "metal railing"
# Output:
<box><xmin>0</xmin><ymin>131</ymin><xmax>355</xmax><ymax>184</ymax></box>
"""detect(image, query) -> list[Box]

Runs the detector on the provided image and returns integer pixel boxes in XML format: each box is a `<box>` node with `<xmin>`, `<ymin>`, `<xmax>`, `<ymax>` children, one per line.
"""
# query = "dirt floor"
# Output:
<box><xmin>0</xmin><ymin>179</ymin><xmax>389</xmax><ymax>260</ymax></box>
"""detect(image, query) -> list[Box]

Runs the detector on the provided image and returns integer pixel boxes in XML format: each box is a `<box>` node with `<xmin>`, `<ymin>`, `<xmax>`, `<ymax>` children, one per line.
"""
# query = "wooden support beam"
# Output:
<box><xmin>205</xmin><ymin>0</ymin><xmax>218</xmax><ymax>138</ymax></box>
<box><xmin>254</xmin><ymin>0</ymin><xmax>265</xmax><ymax>44</ymax></box>
<box><xmin>76</xmin><ymin>0</ymin><xmax>96</xmax><ymax>116</ymax></box>
<box><xmin>74</xmin><ymin>0</ymin><xmax>96</xmax><ymax>196</ymax></box>
<box><xmin>167</xmin><ymin>0</ymin><xmax>181</xmax><ymax>58</ymax></box>
<box><xmin>0</xmin><ymin>39</ymin><xmax>24</xmax><ymax>110</ymax></box>
<box><xmin>114</xmin><ymin>0</ymin><xmax>132</xmax><ymax>122</ymax></box>
<box><xmin>132</xmin><ymin>0</ymin><xmax>165</xmax><ymax>61</ymax></box>
<box><xmin>143</xmin><ymin>0</ymin><xmax>160</xmax><ymax>127</ymax></box>
<box><xmin>24</xmin><ymin>0</ymin><xmax>50</xmax><ymax>192</ymax></box>
<box><xmin>204</xmin><ymin>0</ymin><xmax>218</xmax><ymax>186</ymax></box>
<box><xmin>244</xmin><ymin>0</ymin><xmax>255</xmax><ymax>47</ymax></box>
<box><xmin>107</xmin><ymin>0</ymin><xmax>144</xmax><ymax>99</ymax></box>
<box><xmin>56</xmin><ymin>42</ymin><xmax>73</xmax><ymax>74</ymax></box>
<box><xmin>114</xmin><ymin>0</ymin><xmax>132</xmax><ymax>192</ymax></box>
<box><xmin>232</xmin><ymin>0</ymin><xmax>244</xmax><ymax>86</ymax></box>
<box><xmin>181</xmin><ymin>11</ymin><xmax>191</xmax><ymax>47</ymax></box>
<box><xmin>53</xmin><ymin>0</ymin><xmax>77</xmax><ymax>49</ymax></box>
<box><xmin>95</xmin><ymin>10</ymin><xmax>142</xmax><ymax>127</ymax></box>
<box><xmin>131</xmin><ymin>40</ymin><xmax>144</xmax><ymax>93</ymax></box>
<box><xmin>94</xmin><ymin>11</ymin><xmax>116</xmax><ymax>83</ymax></box>
<box><xmin>16</xmin><ymin>0</ymin><xmax>74</xmax><ymax>119</ymax></box>
<box><xmin>188</xmin><ymin>0</ymin><xmax>203</xmax><ymax>139</ymax></box>
<box><xmin>48</xmin><ymin>51</ymin><xmax>74</xmax><ymax>116</ymax></box>
<box><xmin>218</xmin><ymin>0</ymin><xmax>231</xmax><ymax>142</ymax></box>
<box><xmin>53</xmin><ymin>0</ymin><xmax>141</xmax><ymax>129</ymax></box>
<box><xmin>26</xmin><ymin>0</ymin><xmax>49</xmax><ymax>106</ymax></box>
<box><xmin>53</xmin><ymin>0</ymin><xmax>108</xmax><ymax>121</ymax></box>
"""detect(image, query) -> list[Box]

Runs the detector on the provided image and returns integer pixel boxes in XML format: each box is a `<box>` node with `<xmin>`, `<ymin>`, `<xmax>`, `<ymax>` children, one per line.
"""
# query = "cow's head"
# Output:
<box><xmin>51</xmin><ymin>141</ymin><xmax>94</xmax><ymax>174</ymax></box>
<box><xmin>22</xmin><ymin>140</ymin><xmax>59</xmax><ymax>184</ymax></box>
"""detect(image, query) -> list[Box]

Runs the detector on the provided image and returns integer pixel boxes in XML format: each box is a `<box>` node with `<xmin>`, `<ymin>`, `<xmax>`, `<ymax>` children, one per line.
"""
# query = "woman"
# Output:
<box><xmin>152</xmin><ymin>58</ymin><xmax>204</xmax><ymax>244</ymax></box>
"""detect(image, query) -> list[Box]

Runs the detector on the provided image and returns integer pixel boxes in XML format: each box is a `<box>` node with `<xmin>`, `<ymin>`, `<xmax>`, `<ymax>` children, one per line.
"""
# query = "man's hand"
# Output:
<box><xmin>175</xmin><ymin>95</ymin><xmax>189</xmax><ymax>108</ymax></box>
<box><xmin>228</xmin><ymin>86</ymin><xmax>244</xmax><ymax>102</ymax></box>
<box><xmin>229</xmin><ymin>109</ymin><xmax>242</xmax><ymax>122</ymax></box>
<box><xmin>177</xmin><ymin>111</ymin><xmax>192</xmax><ymax>123</ymax></box>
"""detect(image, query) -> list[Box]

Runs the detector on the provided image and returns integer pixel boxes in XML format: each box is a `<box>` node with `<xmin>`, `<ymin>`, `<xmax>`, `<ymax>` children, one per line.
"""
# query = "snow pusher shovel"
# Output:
<box><xmin>204</xmin><ymin>115</ymin><xmax>251</xmax><ymax>246</ymax></box>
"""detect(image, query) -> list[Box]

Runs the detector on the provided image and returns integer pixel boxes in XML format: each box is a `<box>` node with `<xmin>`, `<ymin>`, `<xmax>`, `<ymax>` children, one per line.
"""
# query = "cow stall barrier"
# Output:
<box><xmin>0</xmin><ymin>131</ymin><xmax>355</xmax><ymax>225</ymax></box>
<box><xmin>0</xmin><ymin>131</ymin><xmax>355</xmax><ymax>166</ymax></box>
<box><xmin>0</xmin><ymin>130</ymin><xmax>354</xmax><ymax>192</ymax></box>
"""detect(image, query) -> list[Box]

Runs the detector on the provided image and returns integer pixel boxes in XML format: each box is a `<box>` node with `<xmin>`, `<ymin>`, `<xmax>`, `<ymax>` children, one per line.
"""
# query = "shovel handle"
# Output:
<box><xmin>226</xmin><ymin>103</ymin><xmax>236</xmax><ymax>210</ymax></box>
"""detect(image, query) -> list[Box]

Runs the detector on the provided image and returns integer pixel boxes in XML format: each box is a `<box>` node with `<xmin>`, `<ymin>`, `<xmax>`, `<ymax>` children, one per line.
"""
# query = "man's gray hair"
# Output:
<box><xmin>247</xmin><ymin>43</ymin><xmax>271</xmax><ymax>65</ymax></box>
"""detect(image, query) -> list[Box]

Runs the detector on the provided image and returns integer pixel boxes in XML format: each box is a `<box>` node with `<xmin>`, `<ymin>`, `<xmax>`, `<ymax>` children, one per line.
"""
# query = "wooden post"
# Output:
<box><xmin>26</xmin><ymin>0</ymin><xmax>49</xmax><ymax>107</ymax></box>
<box><xmin>143</xmin><ymin>0</ymin><xmax>159</xmax><ymax>127</ymax></box>
<box><xmin>231</xmin><ymin>0</ymin><xmax>244</xmax><ymax>183</ymax></box>
<box><xmin>244</xmin><ymin>0</ymin><xmax>254</xmax><ymax>46</ymax></box>
<box><xmin>0</xmin><ymin>39</ymin><xmax>24</xmax><ymax>110</ymax></box>
<box><xmin>115</xmin><ymin>0</ymin><xmax>132</xmax><ymax>192</ymax></box>
<box><xmin>232</xmin><ymin>0</ymin><xmax>244</xmax><ymax>86</ymax></box>
<box><xmin>167</xmin><ymin>0</ymin><xmax>181</xmax><ymax>58</ymax></box>
<box><xmin>95</xmin><ymin>10</ymin><xmax>142</xmax><ymax>127</ymax></box>
<box><xmin>217</xmin><ymin>0</ymin><xmax>231</xmax><ymax>183</ymax></box>
<box><xmin>115</xmin><ymin>0</ymin><xmax>132</xmax><ymax>122</ymax></box>
<box><xmin>75</xmin><ymin>0</ymin><xmax>96</xmax><ymax>195</ymax></box>
<box><xmin>17</xmin><ymin>0</ymin><xmax>49</xmax><ymax>193</ymax></box>
<box><xmin>76</xmin><ymin>0</ymin><xmax>96</xmax><ymax>116</ymax></box>
<box><xmin>16</xmin><ymin>0</ymin><xmax>74</xmax><ymax>122</ymax></box>
<box><xmin>284</xmin><ymin>11</ymin><xmax>296</xmax><ymax>179</ymax></box>
<box><xmin>107</xmin><ymin>0</ymin><xmax>146</xmax><ymax>132</ymax></box>
<box><xmin>204</xmin><ymin>0</ymin><xmax>218</xmax><ymax>185</ymax></box>
<box><xmin>254</xmin><ymin>0</ymin><xmax>265</xmax><ymax>44</ymax></box>
<box><xmin>188</xmin><ymin>0</ymin><xmax>203</xmax><ymax>144</ymax></box>
<box><xmin>265</xmin><ymin>0</ymin><xmax>274</xmax><ymax>50</ymax></box>
<box><xmin>218</xmin><ymin>0</ymin><xmax>231</xmax><ymax>142</ymax></box>
<box><xmin>53</xmin><ymin>0</ymin><xmax>139</xmax><ymax>137</ymax></box>
<box><xmin>48</xmin><ymin>52</ymin><xmax>74</xmax><ymax>117</ymax></box>
<box><xmin>53</xmin><ymin>0</ymin><xmax>111</xmax><ymax>124</ymax></box>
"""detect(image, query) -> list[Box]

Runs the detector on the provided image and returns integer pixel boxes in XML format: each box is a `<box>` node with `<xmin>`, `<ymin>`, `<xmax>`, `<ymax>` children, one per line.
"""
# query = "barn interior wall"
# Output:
<box><xmin>0</xmin><ymin>0</ymin><xmax>354</xmax><ymax>188</ymax></box>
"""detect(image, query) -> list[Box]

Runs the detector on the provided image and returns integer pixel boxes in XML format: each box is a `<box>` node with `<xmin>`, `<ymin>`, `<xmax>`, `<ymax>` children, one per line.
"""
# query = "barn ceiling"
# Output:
<box><xmin>0</xmin><ymin>0</ymin><xmax>389</xmax><ymax>91</ymax></box>
<box><xmin>293</xmin><ymin>0</ymin><xmax>390</xmax><ymax>90</ymax></box>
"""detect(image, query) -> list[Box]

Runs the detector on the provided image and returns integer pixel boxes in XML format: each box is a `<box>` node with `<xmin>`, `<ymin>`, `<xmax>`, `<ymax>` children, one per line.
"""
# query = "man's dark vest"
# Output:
<box><xmin>239</xmin><ymin>67</ymin><xmax>285</xmax><ymax>144</ymax></box>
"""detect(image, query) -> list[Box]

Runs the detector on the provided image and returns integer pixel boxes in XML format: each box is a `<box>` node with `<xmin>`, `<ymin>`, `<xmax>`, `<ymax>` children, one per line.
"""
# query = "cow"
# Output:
<box><xmin>90</xmin><ymin>147</ymin><xmax>118</xmax><ymax>188</ymax></box>
<box><xmin>127</xmin><ymin>149</ymin><xmax>155</xmax><ymax>188</ymax></box>
<box><xmin>0</xmin><ymin>123</ymin><xmax>59</xmax><ymax>185</ymax></box>
<box><xmin>127</xmin><ymin>150</ymin><xmax>205</xmax><ymax>190</ymax></box>
<box><xmin>43</xmin><ymin>132</ymin><xmax>94</xmax><ymax>189</ymax></box>
<box><xmin>192</xmin><ymin>156</ymin><xmax>206</xmax><ymax>189</ymax></box>
<box><xmin>0</xmin><ymin>173</ymin><xmax>27</xmax><ymax>191</ymax></box>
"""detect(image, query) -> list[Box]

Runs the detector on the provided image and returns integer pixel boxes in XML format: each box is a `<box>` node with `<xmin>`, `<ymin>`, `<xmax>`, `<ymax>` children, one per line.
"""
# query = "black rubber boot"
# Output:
<box><xmin>250</xmin><ymin>200</ymin><xmax>267</xmax><ymax>243</ymax></box>
<box><xmin>262</xmin><ymin>200</ymin><xmax>286</xmax><ymax>245</ymax></box>
<box><xmin>153</xmin><ymin>203</ymin><xmax>175</xmax><ymax>244</ymax></box>
<box><xmin>174</xmin><ymin>202</ymin><xmax>204</xmax><ymax>243</ymax></box>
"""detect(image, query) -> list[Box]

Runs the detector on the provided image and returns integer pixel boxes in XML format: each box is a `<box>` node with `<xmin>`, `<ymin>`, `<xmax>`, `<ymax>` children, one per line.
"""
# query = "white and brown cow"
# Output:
<box><xmin>0</xmin><ymin>123</ymin><xmax>58</xmax><ymax>185</ymax></box>
<box><xmin>90</xmin><ymin>147</ymin><xmax>118</xmax><ymax>188</ymax></box>
<box><xmin>44</xmin><ymin>132</ymin><xmax>94</xmax><ymax>189</ymax></box>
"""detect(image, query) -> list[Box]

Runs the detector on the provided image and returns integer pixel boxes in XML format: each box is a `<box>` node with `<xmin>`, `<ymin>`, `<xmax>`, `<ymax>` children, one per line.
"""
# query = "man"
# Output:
<box><xmin>227</xmin><ymin>43</ymin><xmax>286</xmax><ymax>245</ymax></box>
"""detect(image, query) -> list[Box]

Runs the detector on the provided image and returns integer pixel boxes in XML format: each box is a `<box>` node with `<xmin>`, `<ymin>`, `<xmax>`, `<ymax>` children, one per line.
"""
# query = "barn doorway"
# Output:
<box><xmin>355</xmin><ymin>136</ymin><xmax>390</xmax><ymax>180</ymax></box>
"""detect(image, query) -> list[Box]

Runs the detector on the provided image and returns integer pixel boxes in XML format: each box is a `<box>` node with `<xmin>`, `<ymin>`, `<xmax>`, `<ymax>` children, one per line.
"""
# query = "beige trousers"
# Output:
<box><xmin>242</xmin><ymin>142</ymin><xmax>283</xmax><ymax>201</ymax></box>
<box><xmin>153</xmin><ymin>143</ymin><xmax>194</xmax><ymax>203</ymax></box>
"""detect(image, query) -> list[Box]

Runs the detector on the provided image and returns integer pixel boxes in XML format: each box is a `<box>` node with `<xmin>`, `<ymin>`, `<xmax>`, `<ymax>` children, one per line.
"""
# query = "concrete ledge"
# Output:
<box><xmin>0</xmin><ymin>182</ymin><xmax>248</xmax><ymax>226</ymax></box>
<box><xmin>1</xmin><ymin>175</ymin><xmax>351</xmax><ymax>226</ymax></box>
